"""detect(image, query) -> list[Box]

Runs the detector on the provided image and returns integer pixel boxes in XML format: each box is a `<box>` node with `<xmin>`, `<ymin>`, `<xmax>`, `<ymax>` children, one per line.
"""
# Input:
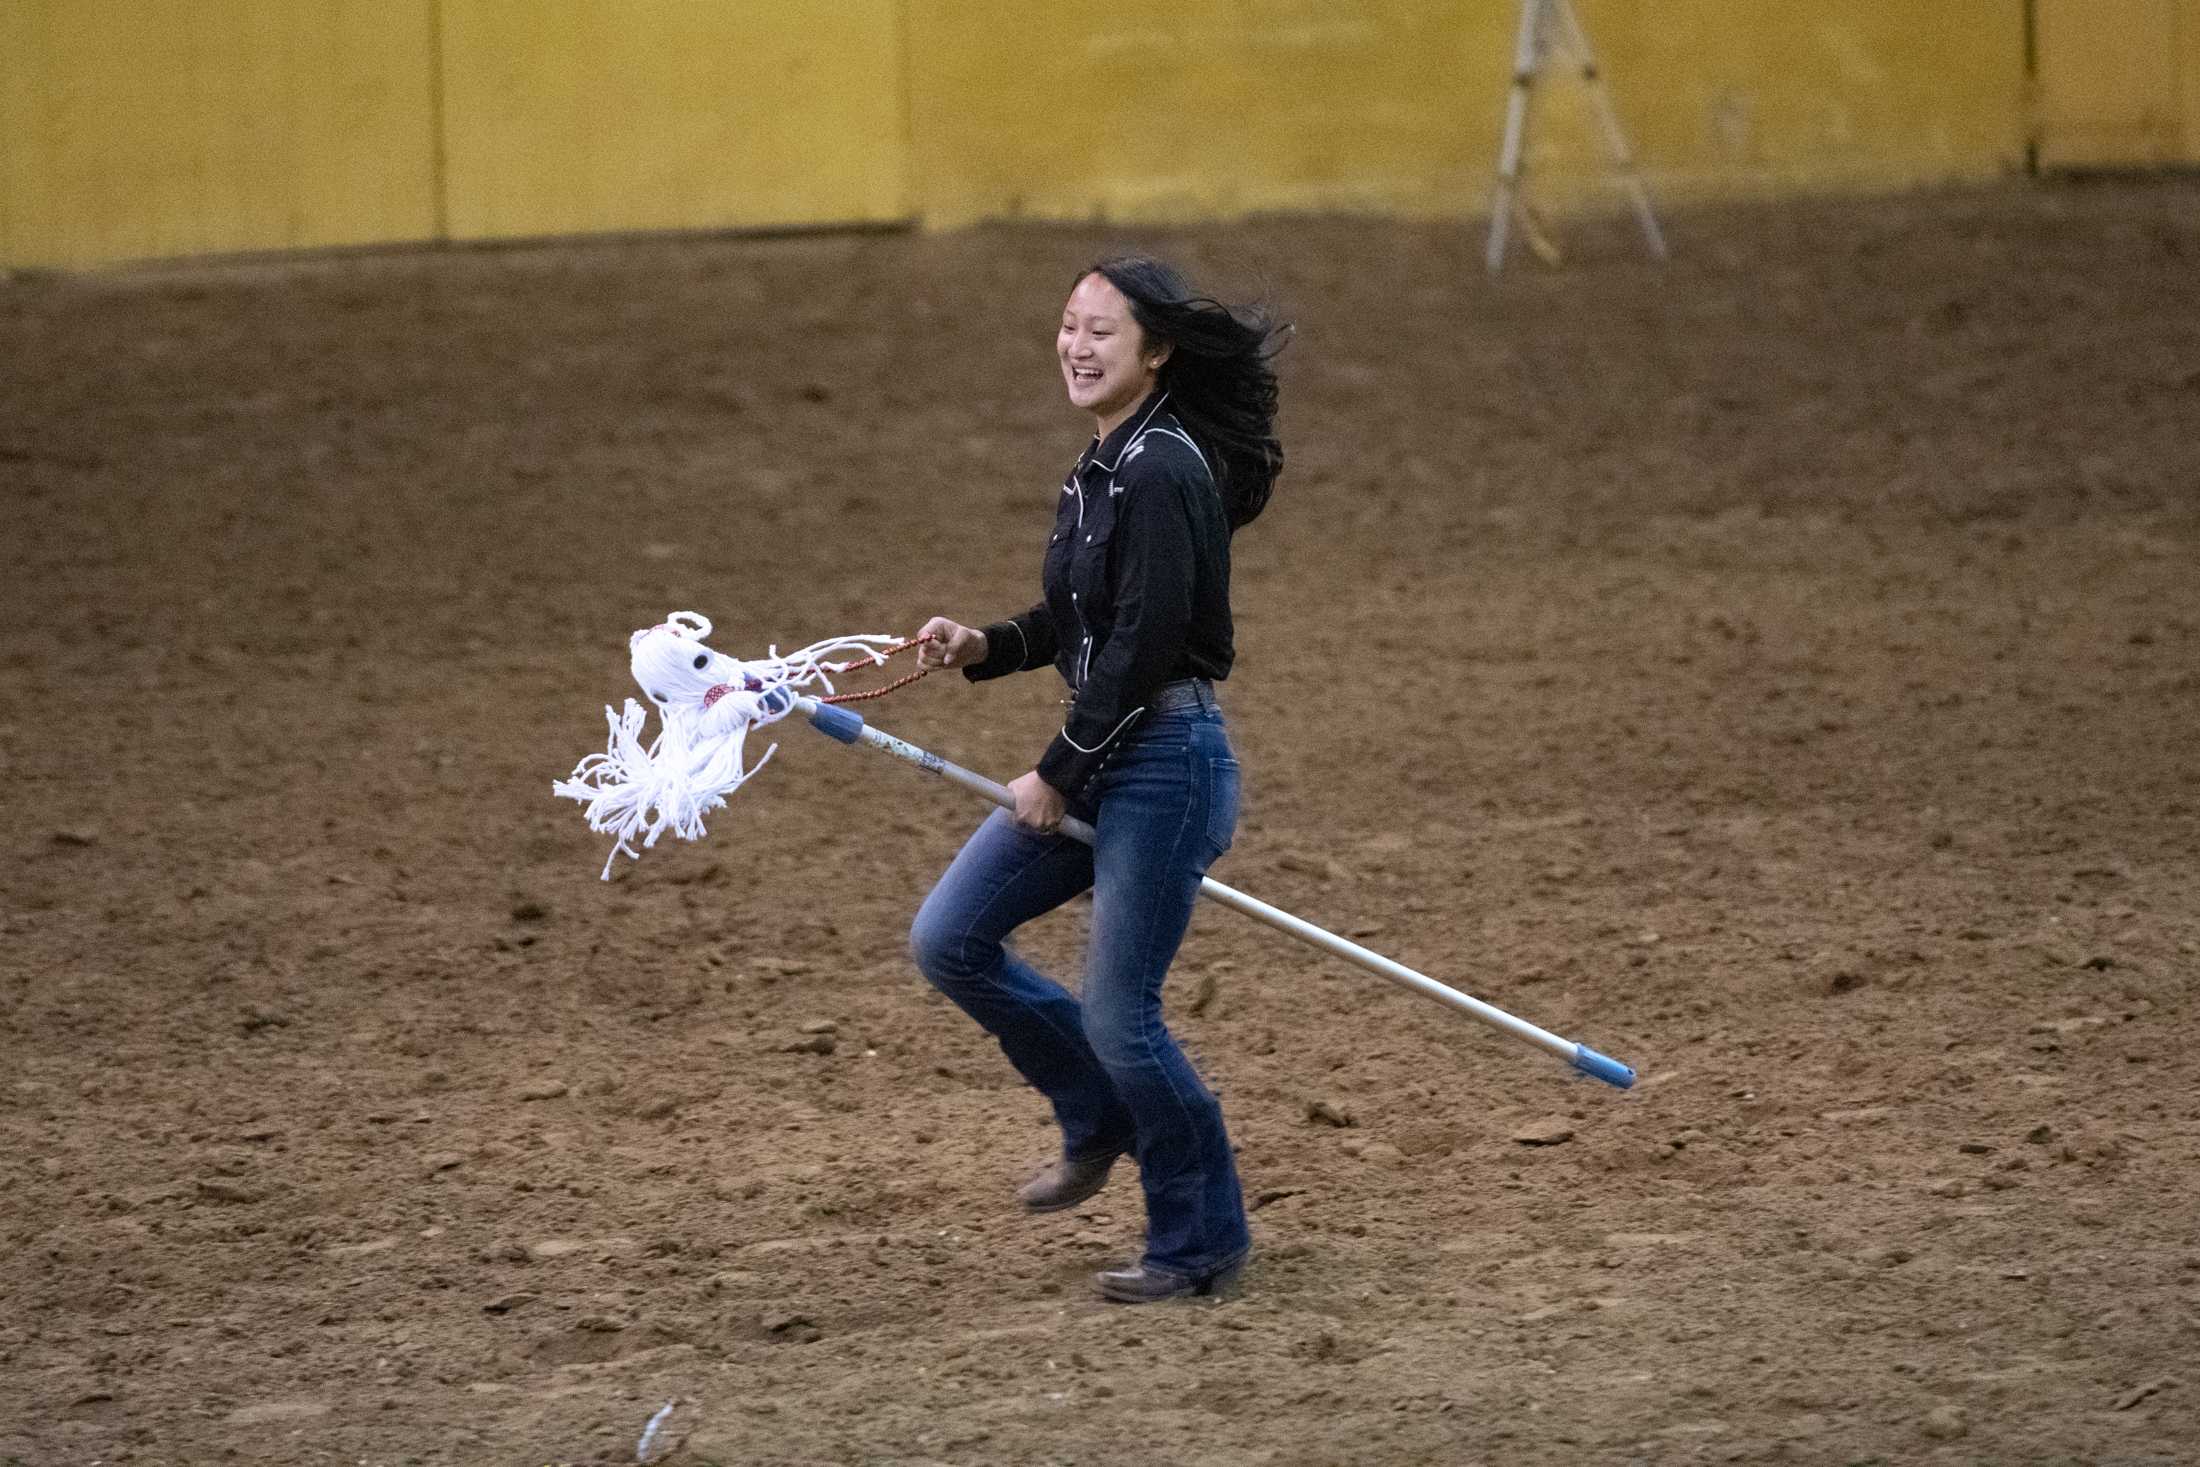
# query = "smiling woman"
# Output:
<box><xmin>910</xmin><ymin>256</ymin><xmax>1288</xmax><ymax>1302</ymax></box>
<box><xmin>1059</xmin><ymin>271</ymin><xmax>1164</xmax><ymax>434</ymax></box>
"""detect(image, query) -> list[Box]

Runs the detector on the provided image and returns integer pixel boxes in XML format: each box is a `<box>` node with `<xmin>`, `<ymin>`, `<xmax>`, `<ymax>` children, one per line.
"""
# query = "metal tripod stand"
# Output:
<box><xmin>1486</xmin><ymin>0</ymin><xmax>1668</xmax><ymax>272</ymax></box>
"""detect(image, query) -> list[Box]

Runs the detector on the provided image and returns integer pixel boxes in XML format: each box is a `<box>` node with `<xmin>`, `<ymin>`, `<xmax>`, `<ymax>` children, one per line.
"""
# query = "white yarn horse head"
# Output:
<box><xmin>628</xmin><ymin>611</ymin><xmax>785</xmax><ymax>725</ymax></box>
<box><xmin>555</xmin><ymin>612</ymin><xmax>904</xmax><ymax>878</ymax></box>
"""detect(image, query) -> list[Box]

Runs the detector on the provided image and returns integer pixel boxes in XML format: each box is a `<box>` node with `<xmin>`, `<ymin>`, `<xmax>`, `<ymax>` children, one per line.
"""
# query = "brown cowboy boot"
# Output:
<box><xmin>1095</xmin><ymin>1251</ymin><xmax>1249</xmax><ymax>1303</ymax></box>
<box><xmin>1015</xmin><ymin>1151</ymin><xmax>1121</xmax><ymax>1213</ymax></box>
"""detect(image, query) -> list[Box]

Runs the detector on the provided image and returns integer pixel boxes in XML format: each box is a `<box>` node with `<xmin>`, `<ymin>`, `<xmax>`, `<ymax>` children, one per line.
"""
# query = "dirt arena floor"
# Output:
<box><xmin>5</xmin><ymin>177</ymin><xmax>2198</xmax><ymax>1466</ymax></box>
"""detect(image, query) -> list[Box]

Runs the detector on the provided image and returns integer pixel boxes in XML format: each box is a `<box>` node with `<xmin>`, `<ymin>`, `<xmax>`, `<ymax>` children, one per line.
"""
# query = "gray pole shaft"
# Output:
<box><xmin>803</xmin><ymin>700</ymin><xmax>1586</xmax><ymax>1067</ymax></box>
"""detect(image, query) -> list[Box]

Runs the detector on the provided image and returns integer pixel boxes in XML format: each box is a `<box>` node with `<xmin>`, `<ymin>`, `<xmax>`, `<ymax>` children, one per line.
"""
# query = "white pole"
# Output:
<box><xmin>1485</xmin><ymin>0</ymin><xmax>1547</xmax><ymax>274</ymax></box>
<box><xmin>1552</xmin><ymin>0</ymin><xmax>1669</xmax><ymax>260</ymax></box>
<box><xmin>794</xmin><ymin>696</ymin><xmax>1636</xmax><ymax>1089</ymax></box>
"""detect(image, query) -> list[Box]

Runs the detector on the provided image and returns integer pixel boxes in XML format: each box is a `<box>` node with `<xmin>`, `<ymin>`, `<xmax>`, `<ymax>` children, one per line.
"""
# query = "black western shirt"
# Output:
<box><xmin>964</xmin><ymin>390</ymin><xmax>1235</xmax><ymax>798</ymax></box>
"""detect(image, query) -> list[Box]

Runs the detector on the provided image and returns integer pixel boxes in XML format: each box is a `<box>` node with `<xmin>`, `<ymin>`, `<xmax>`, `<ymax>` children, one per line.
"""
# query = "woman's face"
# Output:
<box><xmin>1058</xmin><ymin>273</ymin><xmax>1166</xmax><ymax>431</ymax></box>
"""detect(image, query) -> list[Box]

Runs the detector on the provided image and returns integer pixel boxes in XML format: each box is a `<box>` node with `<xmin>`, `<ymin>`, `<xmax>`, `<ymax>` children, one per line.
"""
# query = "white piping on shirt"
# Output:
<box><xmin>1134</xmin><ymin>423</ymin><xmax>1212</xmax><ymax>478</ymax></box>
<box><xmin>1059</xmin><ymin>705</ymin><xmax>1147</xmax><ymax>753</ymax></box>
<box><xmin>1089</xmin><ymin>393</ymin><xmax>1172</xmax><ymax>473</ymax></box>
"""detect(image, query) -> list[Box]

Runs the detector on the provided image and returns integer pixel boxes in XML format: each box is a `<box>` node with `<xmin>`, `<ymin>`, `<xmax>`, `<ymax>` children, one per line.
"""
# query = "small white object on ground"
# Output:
<box><xmin>636</xmin><ymin>1398</ymin><xmax>679</xmax><ymax>1462</ymax></box>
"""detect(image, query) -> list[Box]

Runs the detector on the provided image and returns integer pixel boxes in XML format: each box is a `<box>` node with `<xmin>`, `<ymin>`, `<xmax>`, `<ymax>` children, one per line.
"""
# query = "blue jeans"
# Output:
<box><xmin>909</xmin><ymin>695</ymin><xmax>1250</xmax><ymax>1278</ymax></box>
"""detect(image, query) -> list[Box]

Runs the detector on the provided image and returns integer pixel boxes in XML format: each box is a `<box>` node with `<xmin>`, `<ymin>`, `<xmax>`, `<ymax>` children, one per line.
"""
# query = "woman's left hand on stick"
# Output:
<box><xmin>1007</xmin><ymin>771</ymin><xmax>1067</xmax><ymax>832</ymax></box>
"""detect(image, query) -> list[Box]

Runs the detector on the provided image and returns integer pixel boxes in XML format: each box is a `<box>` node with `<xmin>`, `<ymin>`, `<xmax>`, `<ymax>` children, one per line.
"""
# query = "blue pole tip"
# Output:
<box><xmin>1571</xmin><ymin>1044</ymin><xmax>1637</xmax><ymax>1090</ymax></box>
<box><xmin>807</xmin><ymin>702</ymin><xmax>866</xmax><ymax>744</ymax></box>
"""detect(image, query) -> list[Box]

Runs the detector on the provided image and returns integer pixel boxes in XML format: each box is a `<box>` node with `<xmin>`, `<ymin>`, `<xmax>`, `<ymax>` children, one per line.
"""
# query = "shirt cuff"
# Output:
<box><xmin>1035</xmin><ymin>731</ymin><xmax>1105</xmax><ymax>798</ymax></box>
<box><xmin>962</xmin><ymin>619</ymin><xmax>1029</xmax><ymax>682</ymax></box>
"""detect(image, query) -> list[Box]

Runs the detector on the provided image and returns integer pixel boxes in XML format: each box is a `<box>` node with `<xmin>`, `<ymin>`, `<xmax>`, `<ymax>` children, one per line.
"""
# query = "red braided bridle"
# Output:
<box><xmin>814</xmin><ymin>635</ymin><xmax>934</xmax><ymax>705</ymax></box>
<box><xmin>700</xmin><ymin>633</ymin><xmax>939</xmax><ymax>711</ymax></box>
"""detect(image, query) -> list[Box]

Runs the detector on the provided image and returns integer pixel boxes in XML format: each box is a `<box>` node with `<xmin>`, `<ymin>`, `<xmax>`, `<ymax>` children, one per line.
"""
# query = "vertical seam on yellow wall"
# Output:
<box><xmin>2020</xmin><ymin>0</ymin><xmax>2040</xmax><ymax>172</ymax></box>
<box><xmin>428</xmin><ymin>0</ymin><xmax>450</xmax><ymax>241</ymax></box>
<box><xmin>895</xmin><ymin>0</ymin><xmax>918</xmax><ymax>222</ymax></box>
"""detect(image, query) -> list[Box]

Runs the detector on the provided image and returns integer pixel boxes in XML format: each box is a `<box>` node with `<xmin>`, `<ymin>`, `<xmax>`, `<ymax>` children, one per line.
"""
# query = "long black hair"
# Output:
<box><xmin>1085</xmin><ymin>254</ymin><xmax>1288</xmax><ymax>530</ymax></box>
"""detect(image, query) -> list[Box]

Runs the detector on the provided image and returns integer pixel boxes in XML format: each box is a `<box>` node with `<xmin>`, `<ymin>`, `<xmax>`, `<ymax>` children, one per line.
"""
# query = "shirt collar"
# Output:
<box><xmin>1080</xmin><ymin>390</ymin><xmax>1171</xmax><ymax>475</ymax></box>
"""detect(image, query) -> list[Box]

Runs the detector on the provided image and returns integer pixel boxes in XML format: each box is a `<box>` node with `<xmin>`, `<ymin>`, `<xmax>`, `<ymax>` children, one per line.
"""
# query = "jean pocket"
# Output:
<box><xmin>1203</xmin><ymin>755</ymin><xmax>1241</xmax><ymax>859</ymax></box>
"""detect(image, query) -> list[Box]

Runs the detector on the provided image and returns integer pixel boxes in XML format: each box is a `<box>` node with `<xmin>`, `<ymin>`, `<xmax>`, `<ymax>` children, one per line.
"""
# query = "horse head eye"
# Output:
<box><xmin>693</xmin><ymin>654</ymin><xmax>709</xmax><ymax>669</ymax></box>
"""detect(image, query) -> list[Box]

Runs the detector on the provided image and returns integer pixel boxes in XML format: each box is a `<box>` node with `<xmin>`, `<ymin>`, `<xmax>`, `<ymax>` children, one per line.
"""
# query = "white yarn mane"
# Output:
<box><xmin>554</xmin><ymin>611</ymin><xmax>903</xmax><ymax>878</ymax></box>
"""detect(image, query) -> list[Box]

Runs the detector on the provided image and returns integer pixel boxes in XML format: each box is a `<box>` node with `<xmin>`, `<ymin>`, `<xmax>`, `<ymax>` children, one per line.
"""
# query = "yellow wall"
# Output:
<box><xmin>904</xmin><ymin>0</ymin><xmax>2030</xmax><ymax>227</ymax></box>
<box><xmin>1585</xmin><ymin>1</ymin><xmax>2030</xmax><ymax>195</ymax></box>
<box><xmin>436</xmin><ymin>0</ymin><xmax>907</xmax><ymax>240</ymax></box>
<box><xmin>3</xmin><ymin>1</ymin><xmax>2193</xmax><ymax>269</ymax></box>
<box><xmin>0</xmin><ymin>0</ymin><xmax>438</xmax><ymax>267</ymax></box>
<box><xmin>2034</xmin><ymin>0</ymin><xmax>2200</xmax><ymax>166</ymax></box>
<box><xmin>904</xmin><ymin>1</ymin><xmax>1495</xmax><ymax>225</ymax></box>
<box><xmin>2186</xmin><ymin>1</ymin><xmax>2200</xmax><ymax>158</ymax></box>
